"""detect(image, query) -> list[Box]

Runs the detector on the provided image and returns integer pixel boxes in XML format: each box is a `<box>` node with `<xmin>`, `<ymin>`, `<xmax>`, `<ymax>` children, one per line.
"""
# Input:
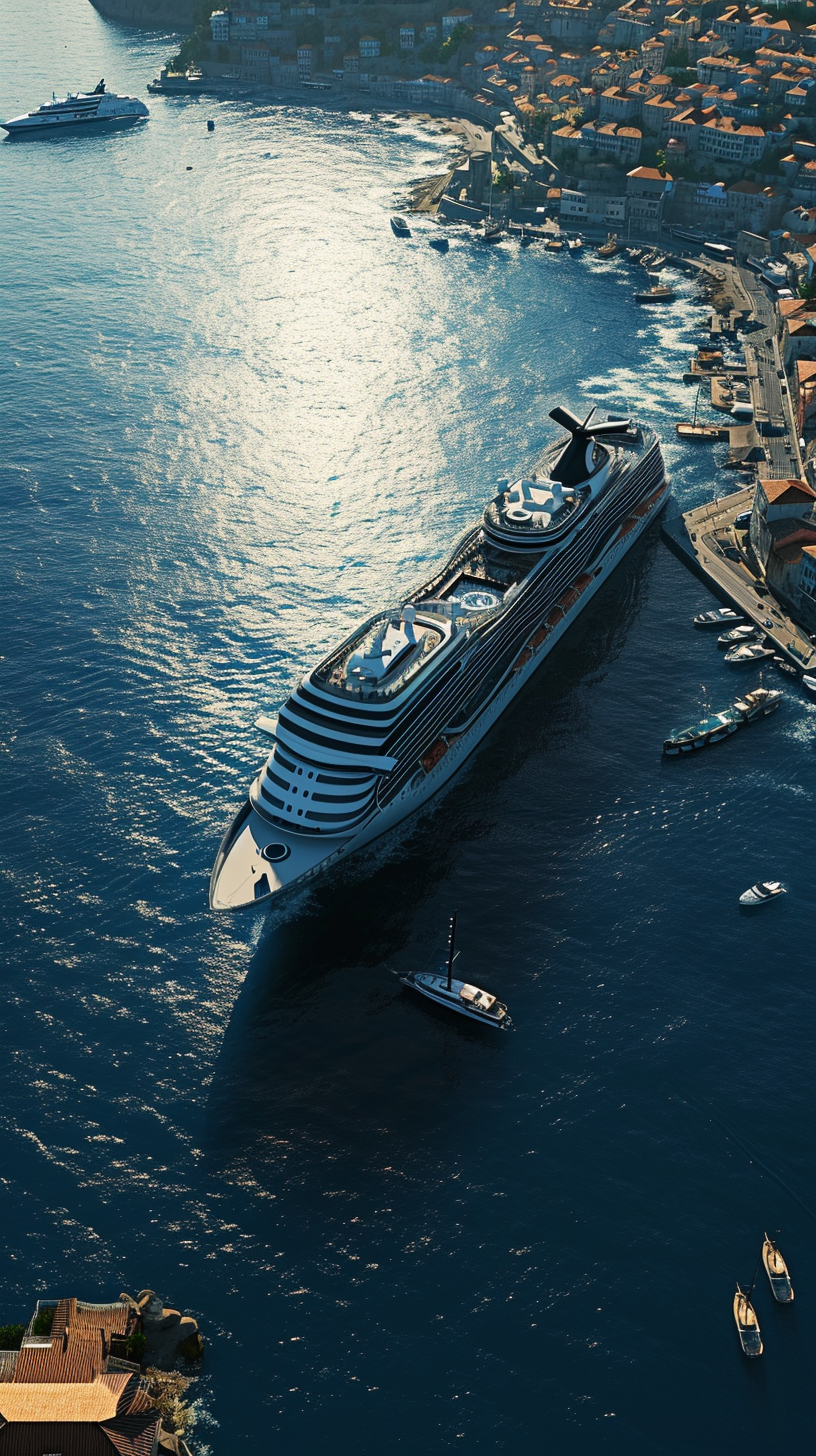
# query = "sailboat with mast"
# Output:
<box><xmin>676</xmin><ymin>383</ymin><xmax>722</xmax><ymax>441</ymax></box>
<box><xmin>400</xmin><ymin>913</ymin><xmax>510</xmax><ymax>1027</ymax></box>
<box><xmin>733</xmin><ymin>1282</ymin><xmax>763</xmax><ymax>1356</ymax></box>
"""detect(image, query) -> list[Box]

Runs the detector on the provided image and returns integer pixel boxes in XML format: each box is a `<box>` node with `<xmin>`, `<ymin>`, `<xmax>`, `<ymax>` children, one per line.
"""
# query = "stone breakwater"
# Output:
<box><xmin>123</xmin><ymin>1288</ymin><xmax>204</xmax><ymax>1367</ymax></box>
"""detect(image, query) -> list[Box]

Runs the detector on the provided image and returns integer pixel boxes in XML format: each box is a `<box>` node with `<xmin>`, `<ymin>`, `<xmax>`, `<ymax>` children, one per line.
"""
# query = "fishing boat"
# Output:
<box><xmin>597</xmin><ymin>233</ymin><xmax>618</xmax><ymax>258</ymax></box>
<box><xmin>662</xmin><ymin>685</ymin><xmax>782</xmax><ymax>756</ymax></box>
<box><xmin>390</xmin><ymin>214</ymin><xmax>411</xmax><ymax>237</ymax></box>
<box><xmin>739</xmin><ymin>880</ymin><xmax>786</xmax><ymax>906</ymax></box>
<box><xmin>762</xmin><ymin>1234</ymin><xmax>794</xmax><ymax>1302</ymax></box>
<box><xmin>429</xmin><ymin>235</ymin><xmax>449</xmax><ymax>253</ymax></box>
<box><xmin>693</xmin><ymin>608</ymin><xmax>744</xmax><ymax>628</ymax></box>
<box><xmin>635</xmin><ymin>283</ymin><xmax>676</xmax><ymax>304</ymax></box>
<box><xmin>400</xmin><ymin>913</ymin><xmax>510</xmax><ymax>1029</ymax></box>
<box><xmin>718</xmin><ymin>625</ymin><xmax>761</xmax><ymax>647</ymax></box>
<box><xmin>568</xmin><ymin>236</ymin><xmax>583</xmax><ymax>252</ymax></box>
<box><xmin>734</xmin><ymin>1286</ymin><xmax>763</xmax><ymax>1357</ymax></box>
<box><xmin>724</xmin><ymin>640</ymin><xmax>774</xmax><ymax>667</ymax></box>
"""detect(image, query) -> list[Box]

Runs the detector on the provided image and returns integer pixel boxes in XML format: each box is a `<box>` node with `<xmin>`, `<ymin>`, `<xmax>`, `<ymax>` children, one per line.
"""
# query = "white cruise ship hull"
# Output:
<box><xmin>211</xmin><ymin>470</ymin><xmax>669</xmax><ymax>910</ymax></box>
<box><xmin>2</xmin><ymin>94</ymin><xmax>148</xmax><ymax>135</ymax></box>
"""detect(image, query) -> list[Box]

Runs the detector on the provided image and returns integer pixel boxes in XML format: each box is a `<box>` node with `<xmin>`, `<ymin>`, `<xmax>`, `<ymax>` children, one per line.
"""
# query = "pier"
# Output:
<box><xmin>662</xmin><ymin>491</ymin><xmax>816</xmax><ymax>669</ymax></box>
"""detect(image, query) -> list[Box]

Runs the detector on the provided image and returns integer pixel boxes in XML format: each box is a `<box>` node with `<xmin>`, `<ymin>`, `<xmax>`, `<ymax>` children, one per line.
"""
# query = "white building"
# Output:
<box><xmin>210</xmin><ymin>10</ymin><xmax>230</xmax><ymax>43</ymax></box>
<box><xmin>360</xmin><ymin>36</ymin><xmax>381</xmax><ymax>58</ymax></box>
<box><xmin>400</xmin><ymin>24</ymin><xmax>415</xmax><ymax>49</ymax></box>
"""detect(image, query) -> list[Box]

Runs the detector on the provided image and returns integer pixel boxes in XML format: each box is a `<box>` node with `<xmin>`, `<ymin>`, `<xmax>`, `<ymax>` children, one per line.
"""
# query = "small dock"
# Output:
<box><xmin>661</xmin><ymin>489</ymin><xmax>816</xmax><ymax>669</ymax></box>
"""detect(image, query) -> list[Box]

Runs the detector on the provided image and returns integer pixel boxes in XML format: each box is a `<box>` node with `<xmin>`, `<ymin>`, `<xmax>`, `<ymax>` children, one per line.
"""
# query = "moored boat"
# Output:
<box><xmin>724</xmin><ymin>640</ymin><xmax>773</xmax><ymax>667</ymax></box>
<box><xmin>676</xmin><ymin>422</ymin><xmax>722</xmax><ymax>440</ymax></box>
<box><xmin>739</xmin><ymin>880</ymin><xmax>786</xmax><ymax>906</ymax></box>
<box><xmin>635</xmin><ymin>284</ymin><xmax>676</xmax><ymax>304</ymax></box>
<box><xmin>400</xmin><ymin>913</ymin><xmax>510</xmax><ymax>1028</ymax></box>
<box><xmin>734</xmin><ymin>1286</ymin><xmax>763</xmax><ymax>1357</ymax></box>
<box><xmin>478</xmin><ymin>218</ymin><xmax>503</xmax><ymax>243</ymax></box>
<box><xmin>802</xmin><ymin>671</ymin><xmax>816</xmax><ymax>695</ymax></box>
<box><xmin>597</xmin><ymin>232</ymin><xmax>618</xmax><ymax>257</ymax></box>
<box><xmin>391</xmin><ymin>214</ymin><xmax>411</xmax><ymax>237</ymax></box>
<box><xmin>429</xmin><ymin>234</ymin><xmax>449</xmax><ymax>253</ymax></box>
<box><xmin>773</xmin><ymin>655</ymin><xmax>799</xmax><ymax>678</ymax></box>
<box><xmin>662</xmin><ymin>685</ymin><xmax>782</xmax><ymax>756</ymax></box>
<box><xmin>694</xmin><ymin>608</ymin><xmax>743</xmax><ymax>628</ymax></box>
<box><xmin>568</xmin><ymin>236</ymin><xmax>583</xmax><ymax>252</ymax></box>
<box><xmin>718</xmin><ymin>624</ymin><xmax>761</xmax><ymax>647</ymax></box>
<box><xmin>762</xmin><ymin>1234</ymin><xmax>794</xmax><ymax>1302</ymax></box>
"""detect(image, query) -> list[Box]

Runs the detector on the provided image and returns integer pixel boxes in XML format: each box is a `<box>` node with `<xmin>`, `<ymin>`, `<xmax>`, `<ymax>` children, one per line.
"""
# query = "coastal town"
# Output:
<box><xmin>160</xmin><ymin>0</ymin><xmax>816</xmax><ymax>242</ymax></box>
<box><xmin>145</xmin><ymin>0</ymin><xmax>816</xmax><ymax>681</ymax></box>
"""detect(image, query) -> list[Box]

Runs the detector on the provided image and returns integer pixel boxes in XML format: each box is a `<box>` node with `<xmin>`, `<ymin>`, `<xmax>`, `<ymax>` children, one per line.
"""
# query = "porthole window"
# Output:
<box><xmin>261</xmin><ymin>842</ymin><xmax>290</xmax><ymax>863</ymax></box>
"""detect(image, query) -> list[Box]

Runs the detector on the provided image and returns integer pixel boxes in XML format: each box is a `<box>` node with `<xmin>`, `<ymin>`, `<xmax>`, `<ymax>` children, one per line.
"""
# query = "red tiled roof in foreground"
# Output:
<box><xmin>0</xmin><ymin>1298</ymin><xmax>159</xmax><ymax>1456</ymax></box>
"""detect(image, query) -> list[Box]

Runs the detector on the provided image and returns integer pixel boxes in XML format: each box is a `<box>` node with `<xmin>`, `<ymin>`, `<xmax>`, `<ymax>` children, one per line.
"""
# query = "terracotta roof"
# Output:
<box><xmin>797</xmin><ymin>360</ymin><xmax>816</xmax><ymax>381</ymax></box>
<box><xmin>761</xmin><ymin>477</ymin><xmax>816</xmax><ymax>503</ymax></box>
<box><xmin>0</xmin><ymin>1376</ymin><xmax>127</xmax><ymax>1423</ymax></box>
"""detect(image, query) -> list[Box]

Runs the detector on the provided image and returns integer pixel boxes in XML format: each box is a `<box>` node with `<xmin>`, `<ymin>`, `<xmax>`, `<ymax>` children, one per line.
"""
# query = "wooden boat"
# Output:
<box><xmin>546</xmin><ymin>237</ymin><xmax>564</xmax><ymax>251</ymax></box>
<box><xmin>762</xmin><ymin>1234</ymin><xmax>794</xmax><ymax>1302</ymax></box>
<box><xmin>390</xmin><ymin>214</ymin><xmax>411</xmax><ymax>237</ymax></box>
<box><xmin>734</xmin><ymin>1286</ymin><xmax>763</xmax><ymax>1357</ymax></box>
<box><xmin>400</xmin><ymin>912</ymin><xmax>511</xmax><ymax>1028</ymax></box>
<box><xmin>635</xmin><ymin>284</ymin><xmax>676</xmax><ymax>304</ymax></box>
<box><xmin>597</xmin><ymin>232</ymin><xmax>618</xmax><ymax>257</ymax></box>
<box><xmin>677</xmin><ymin>422</ymin><xmax>721</xmax><ymax>439</ymax></box>
<box><xmin>677</xmin><ymin>382</ymin><xmax>720</xmax><ymax>438</ymax></box>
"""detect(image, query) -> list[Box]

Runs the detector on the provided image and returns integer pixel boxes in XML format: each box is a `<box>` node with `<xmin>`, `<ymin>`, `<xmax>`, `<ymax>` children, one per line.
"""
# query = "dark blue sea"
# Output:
<box><xmin>1</xmin><ymin>4</ymin><xmax>814</xmax><ymax>1451</ymax></box>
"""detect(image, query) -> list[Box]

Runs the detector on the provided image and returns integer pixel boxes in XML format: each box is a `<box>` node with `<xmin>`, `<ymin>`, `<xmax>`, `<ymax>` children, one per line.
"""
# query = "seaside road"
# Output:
<box><xmin>736</xmin><ymin>266</ymin><xmax>803</xmax><ymax>479</ymax></box>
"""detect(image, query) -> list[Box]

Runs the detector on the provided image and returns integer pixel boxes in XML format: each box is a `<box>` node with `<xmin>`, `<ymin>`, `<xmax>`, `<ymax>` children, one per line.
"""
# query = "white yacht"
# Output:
<box><xmin>2</xmin><ymin>80</ymin><xmax>148</xmax><ymax>135</ymax></box>
<box><xmin>210</xmin><ymin>405</ymin><xmax>668</xmax><ymax>910</ymax></box>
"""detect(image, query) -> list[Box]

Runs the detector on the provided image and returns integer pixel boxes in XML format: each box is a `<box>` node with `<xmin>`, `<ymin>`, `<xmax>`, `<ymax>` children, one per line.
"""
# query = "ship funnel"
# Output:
<box><xmin>548</xmin><ymin>405</ymin><xmax>630</xmax><ymax>486</ymax></box>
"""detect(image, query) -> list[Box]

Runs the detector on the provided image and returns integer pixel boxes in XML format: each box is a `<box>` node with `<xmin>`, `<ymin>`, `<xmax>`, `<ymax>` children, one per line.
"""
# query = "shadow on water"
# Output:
<box><xmin>203</xmin><ymin>520</ymin><xmax>664</xmax><ymax>1170</ymax></box>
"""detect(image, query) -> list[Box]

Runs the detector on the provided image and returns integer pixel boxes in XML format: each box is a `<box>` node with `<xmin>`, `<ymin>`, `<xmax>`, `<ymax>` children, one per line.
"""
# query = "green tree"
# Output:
<box><xmin>0</xmin><ymin>1325</ymin><xmax>25</xmax><ymax>1350</ymax></box>
<box><xmin>32</xmin><ymin>1309</ymin><xmax>54</xmax><ymax>1337</ymax></box>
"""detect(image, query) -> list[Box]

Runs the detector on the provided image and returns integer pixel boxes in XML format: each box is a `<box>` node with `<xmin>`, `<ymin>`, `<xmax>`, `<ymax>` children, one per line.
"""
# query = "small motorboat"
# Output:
<box><xmin>400</xmin><ymin>913</ymin><xmax>510</xmax><ymax>1029</ymax></box>
<box><xmin>739</xmin><ymin>881</ymin><xmax>786</xmax><ymax>906</ymax></box>
<box><xmin>545</xmin><ymin>237</ymin><xmax>564</xmax><ymax>251</ymax></box>
<box><xmin>802</xmin><ymin>671</ymin><xmax>816</xmax><ymax>695</ymax></box>
<box><xmin>597</xmin><ymin>232</ymin><xmax>618</xmax><ymax>257</ymax></box>
<box><xmin>568</xmin><ymin>236</ymin><xmax>583</xmax><ymax>252</ymax></box>
<box><xmin>734</xmin><ymin>1286</ymin><xmax>763</xmax><ymax>1357</ymax></box>
<box><xmin>724</xmin><ymin>640</ymin><xmax>774</xmax><ymax>667</ymax></box>
<box><xmin>428</xmin><ymin>234</ymin><xmax>449</xmax><ymax>253</ymax></box>
<box><xmin>694</xmin><ymin>608</ymin><xmax>743</xmax><ymax>629</ymax></box>
<box><xmin>762</xmin><ymin>1235</ymin><xmax>794</xmax><ymax>1303</ymax></box>
<box><xmin>773</xmin><ymin>655</ymin><xmax>799</xmax><ymax>678</ymax></box>
<box><xmin>717</xmin><ymin>625</ymin><xmax>761</xmax><ymax>647</ymax></box>
<box><xmin>390</xmin><ymin>214</ymin><xmax>411</xmax><ymax>237</ymax></box>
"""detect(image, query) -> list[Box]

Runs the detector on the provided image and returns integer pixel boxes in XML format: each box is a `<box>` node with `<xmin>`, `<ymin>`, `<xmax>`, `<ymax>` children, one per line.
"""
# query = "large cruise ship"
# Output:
<box><xmin>2</xmin><ymin>81</ymin><xmax>148</xmax><ymax>135</ymax></box>
<box><xmin>210</xmin><ymin>405</ymin><xmax>668</xmax><ymax>910</ymax></box>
